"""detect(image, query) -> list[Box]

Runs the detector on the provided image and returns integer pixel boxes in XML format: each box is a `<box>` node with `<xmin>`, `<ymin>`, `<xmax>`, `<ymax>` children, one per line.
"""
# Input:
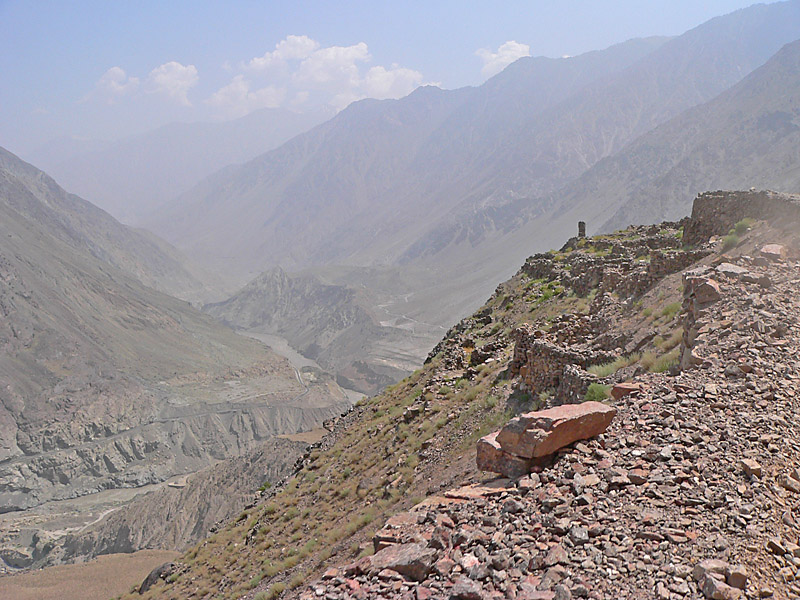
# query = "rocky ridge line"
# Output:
<box><xmin>300</xmin><ymin>199</ymin><xmax>800</xmax><ymax>599</ymax></box>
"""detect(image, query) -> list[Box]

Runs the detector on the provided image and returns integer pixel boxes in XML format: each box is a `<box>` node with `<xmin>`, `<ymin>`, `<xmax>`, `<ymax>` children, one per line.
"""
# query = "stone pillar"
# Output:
<box><xmin>578</xmin><ymin>221</ymin><xmax>586</xmax><ymax>238</ymax></box>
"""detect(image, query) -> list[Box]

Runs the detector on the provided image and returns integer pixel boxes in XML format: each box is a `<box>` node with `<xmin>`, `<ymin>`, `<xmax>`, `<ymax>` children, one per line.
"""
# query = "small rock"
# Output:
<box><xmin>368</xmin><ymin>542</ymin><xmax>438</xmax><ymax>581</ymax></box>
<box><xmin>543</xmin><ymin>544</ymin><xmax>568</xmax><ymax>567</ymax></box>
<box><xmin>700</xmin><ymin>574</ymin><xmax>742</xmax><ymax>599</ymax></box>
<box><xmin>780</xmin><ymin>476</ymin><xmax>800</xmax><ymax>493</ymax></box>
<box><xmin>760</xmin><ymin>244</ymin><xmax>786</xmax><ymax>261</ymax></box>
<box><xmin>450</xmin><ymin>576</ymin><xmax>485</xmax><ymax>600</ymax></box>
<box><xmin>694</xmin><ymin>278</ymin><xmax>722</xmax><ymax>304</ymax></box>
<box><xmin>553</xmin><ymin>584</ymin><xmax>572</xmax><ymax>600</ymax></box>
<box><xmin>739</xmin><ymin>458</ymin><xmax>762</xmax><ymax>478</ymax></box>
<box><xmin>767</xmin><ymin>538</ymin><xmax>786</xmax><ymax>555</ymax></box>
<box><xmin>693</xmin><ymin>559</ymin><xmax>729</xmax><ymax>582</ymax></box>
<box><xmin>726</xmin><ymin>565</ymin><xmax>748</xmax><ymax>590</ymax></box>
<box><xmin>568</xmin><ymin>526</ymin><xmax>588</xmax><ymax>546</ymax></box>
<box><xmin>610</xmin><ymin>382</ymin><xmax>641</xmax><ymax>400</ymax></box>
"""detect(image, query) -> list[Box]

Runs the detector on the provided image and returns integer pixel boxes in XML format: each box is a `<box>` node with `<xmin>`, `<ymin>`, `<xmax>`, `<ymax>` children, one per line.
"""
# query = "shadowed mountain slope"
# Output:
<box><xmin>550</xmin><ymin>38</ymin><xmax>800</xmax><ymax>234</ymax></box>
<box><xmin>0</xmin><ymin>147</ymin><xmax>222</xmax><ymax>302</ymax></box>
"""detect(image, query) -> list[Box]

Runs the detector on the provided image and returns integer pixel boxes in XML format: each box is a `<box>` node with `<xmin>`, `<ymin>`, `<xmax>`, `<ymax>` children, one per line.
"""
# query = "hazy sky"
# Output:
<box><xmin>0</xmin><ymin>0</ymin><xmax>778</xmax><ymax>156</ymax></box>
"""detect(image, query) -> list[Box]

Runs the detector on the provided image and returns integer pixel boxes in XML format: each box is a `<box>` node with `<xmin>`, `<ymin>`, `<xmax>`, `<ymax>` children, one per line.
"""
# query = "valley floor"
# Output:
<box><xmin>0</xmin><ymin>549</ymin><xmax>179</xmax><ymax>600</ymax></box>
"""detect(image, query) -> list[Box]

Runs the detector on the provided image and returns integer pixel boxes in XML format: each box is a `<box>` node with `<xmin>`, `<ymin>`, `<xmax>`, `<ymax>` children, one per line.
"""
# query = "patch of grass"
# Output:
<box><xmin>734</xmin><ymin>217</ymin><xmax>755</xmax><ymax>236</ymax></box>
<box><xmin>289</xmin><ymin>570</ymin><xmax>309</xmax><ymax>590</ymax></box>
<box><xmin>722</xmin><ymin>233</ymin><xmax>740</xmax><ymax>251</ymax></box>
<box><xmin>256</xmin><ymin>582</ymin><xmax>285</xmax><ymax>600</ymax></box>
<box><xmin>654</xmin><ymin>329</ymin><xmax>682</xmax><ymax>351</ymax></box>
<box><xmin>660</xmin><ymin>302</ymin><xmax>681</xmax><ymax>320</ymax></box>
<box><xmin>650</xmin><ymin>348</ymin><xmax>680</xmax><ymax>373</ymax></box>
<box><xmin>247</xmin><ymin>573</ymin><xmax>263</xmax><ymax>589</ymax></box>
<box><xmin>584</xmin><ymin>383</ymin><xmax>610</xmax><ymax>402</ymax></box>
<box><xmin>588</xmin><ymin>354</ymin><xmax>639</xmax><ymax>377</ymax></box>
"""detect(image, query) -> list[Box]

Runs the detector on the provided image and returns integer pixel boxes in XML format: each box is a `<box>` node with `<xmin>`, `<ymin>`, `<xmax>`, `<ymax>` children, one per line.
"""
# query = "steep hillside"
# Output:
<box><xmin>28</xmin><ymin>108</ymin><xmax>327</xmax><ymax>225</ymax></box>
<box><xmin>0</xmin><ymin>147</ymin><xmax>221</xmax><ymax>302</ymax></box>
<box><xmin>122</xmin><ymin>190</ymin><xmax>800</xmax><ymax>600</ymax></box>
<box><xmin>550</xmin><ymin>38</ymin><xmax>800</xmax><ymax>236</ymax></box>
<box><xmin>0</xmin><ymin>151</ymin><xmax>353</xmax><ymax>567</ymax></box>
<box><xmin>204</xmin><ymin>267</ymin><xmax>431</xmax><ymax>394</ymax></box>
<box><xmin>46</xmin><ymin>437</ymin><xmax>311</xmax><ymax>566</ymax></box>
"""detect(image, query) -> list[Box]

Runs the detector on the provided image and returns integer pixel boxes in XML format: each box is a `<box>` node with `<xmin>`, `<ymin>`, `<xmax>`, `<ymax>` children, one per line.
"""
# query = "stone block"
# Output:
<box><xmin>495</xmin><ymin>402</ymin><xmax>616</xmax><ymax>459</ymax></box>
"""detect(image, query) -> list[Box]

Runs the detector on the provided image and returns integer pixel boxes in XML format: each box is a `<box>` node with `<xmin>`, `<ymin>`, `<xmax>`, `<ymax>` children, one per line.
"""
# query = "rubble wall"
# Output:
<box><xmin>684</xmin><ymin>190</ymin><xmax>800</xmax><ymax>245</ymax></box>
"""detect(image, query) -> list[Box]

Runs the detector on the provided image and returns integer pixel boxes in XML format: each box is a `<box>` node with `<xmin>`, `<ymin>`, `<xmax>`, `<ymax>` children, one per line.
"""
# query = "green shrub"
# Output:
<box><xmin>650</xmin><ymin>348</ymin><xmax>680</xmax><ymax>373</ymax></box>
<box><xmin>588</xmin><ymin>354</ymin><xmax>639</xmax><ymax>377</ymax></box>
<box><xmin>584</xmin><ymin>383</ymin><xmax>610</xmax><ymax>402</ymax></box>
<box><xmin>660</xmin><ymin>302</ymin><xmax>681</xmax><ymax>320</ymax></box>
<box><xmin>722</xmin><ymin>233</ymin><xmax>740</xmax><ymax>251</ymax></box>
<box><xmin>256</xmin><ymin>582</ymin><xmax>285</xmax><ymax>600</ymax></box>
<box><xmin>734</xmin><ymin>217</ymin><xmax>755</xmax><ymax>236</ymax></box>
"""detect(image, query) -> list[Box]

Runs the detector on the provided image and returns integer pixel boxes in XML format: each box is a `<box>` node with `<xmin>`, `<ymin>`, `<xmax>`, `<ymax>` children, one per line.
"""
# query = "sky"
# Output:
<box><xmin>0</xmin><ymin>0</ymin><xmax>779</xmax><ymax>157</ymax></box>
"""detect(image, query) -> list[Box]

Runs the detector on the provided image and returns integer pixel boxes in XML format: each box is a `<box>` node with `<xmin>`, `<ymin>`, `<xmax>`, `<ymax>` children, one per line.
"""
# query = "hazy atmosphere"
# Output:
<box><xmin>2</xmin><ymin>1</ymin><xmax>800</xmax><ymax>599</ymax></box>
<box><xmin>1</xmin><ymin>0</ymin><xmax>767</xmax><ymax>156</ymax></box>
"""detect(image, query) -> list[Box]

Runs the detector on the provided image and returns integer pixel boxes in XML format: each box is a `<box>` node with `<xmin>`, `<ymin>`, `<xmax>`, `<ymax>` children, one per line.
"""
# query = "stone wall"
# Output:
<box><xmin>511</xmin><ymin>333</ymin><xmax>615</xmax><ymax>394</ymax></box>
<box><xmin>554</xmin><ymin>364</ymin><xmax>597</xmax><ymax>405</ymax></box>
<box><xmin>683</xmin><ymin>190</ymin><xmax>800</xmax><ymax>245</ymax></box>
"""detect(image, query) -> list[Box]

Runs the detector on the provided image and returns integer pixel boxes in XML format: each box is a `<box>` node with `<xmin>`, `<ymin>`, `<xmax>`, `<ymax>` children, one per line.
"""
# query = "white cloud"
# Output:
<box><xmin>362</xmin><ymin>65</ymin><xmax>424</xmax><ymax>100</ymax></box>
<box><xmin>246</xmin><ymin>34</ymin><xmax>320</xmax><ymax>70</ymax></box>
<box><xmin>89</xmin><ymin>66</ymin><xmax>139</xmax><ymax>103</ymax></box>
<box><xmin>476</xmin><ymin>40</ymin><xmax>531</xmax><ymax>78</ymax></box>
<box><xmin>293</xmin><ymin>42</ymin><xmax>370</xmax><ymax>89</ymax></box>
<box><xmin>146</xmin><ymin>61</ymin><xmax>198</xmax><ymax>106</ymax></box>
<box><xmin>224</xmin><ymin>36</ymin><xmax>425</xmax><ymax>114</ymax></box>
<box><xmin>206</xmin><ymin>75</ymin><xmax>285</xmax><ymax>118</ymax></box>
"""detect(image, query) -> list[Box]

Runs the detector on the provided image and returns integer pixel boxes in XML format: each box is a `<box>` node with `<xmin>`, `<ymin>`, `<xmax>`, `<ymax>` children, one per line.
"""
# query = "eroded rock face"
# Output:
<box><xmin>494</xmin><ymin>402</ymin><xmax>616</xmax><ymax>460</ymax></box>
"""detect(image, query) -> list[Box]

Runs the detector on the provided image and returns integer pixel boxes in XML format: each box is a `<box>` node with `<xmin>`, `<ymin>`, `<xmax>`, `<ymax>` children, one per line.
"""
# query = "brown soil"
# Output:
<box><xmin>0</xmin><ymin>550</ymin><xmax>178</xmax><ymax>600</ymax></box>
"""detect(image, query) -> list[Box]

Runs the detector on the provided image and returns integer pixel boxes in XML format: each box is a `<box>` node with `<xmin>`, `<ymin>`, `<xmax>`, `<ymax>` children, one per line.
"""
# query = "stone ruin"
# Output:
<box><xmin>683</xmin><ymin>189</ymin><xmax>800</xmax><ymax>246</ymax></box>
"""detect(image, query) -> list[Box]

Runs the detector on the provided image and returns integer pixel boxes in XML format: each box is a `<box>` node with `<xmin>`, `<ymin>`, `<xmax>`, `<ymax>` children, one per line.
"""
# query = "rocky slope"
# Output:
<box><xmin>126</xmin><ymin>191</ymin><xmax>800</xmax><ymax>600</ymax></box>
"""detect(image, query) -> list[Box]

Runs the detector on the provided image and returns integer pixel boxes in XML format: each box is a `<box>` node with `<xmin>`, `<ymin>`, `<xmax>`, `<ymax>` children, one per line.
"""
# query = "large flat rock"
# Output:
<box><xmin>495</xmin><ymin>402</ymin><xmax>616</xmax><ymax>459</ymax></box>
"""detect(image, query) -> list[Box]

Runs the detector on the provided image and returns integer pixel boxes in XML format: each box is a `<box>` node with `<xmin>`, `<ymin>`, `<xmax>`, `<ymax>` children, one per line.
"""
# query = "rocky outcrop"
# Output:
<box><xmin>0</xmin><ymin>395</ymin><xmax>348</xmax><ymax>513</ymax></box>
<box><xmin>42</xmin><ymin>437</ymin><xmax>310</xmax><ymax>568</ymax></box>
<box><xmin>477</xmin><ymin>403</ymin><xmax>616</xmax><ymax>477</ymax></box>
<box><xmin>204</xmin><ymin>267</ymin><xmax>418</xmax><ymax>395</ymax></box>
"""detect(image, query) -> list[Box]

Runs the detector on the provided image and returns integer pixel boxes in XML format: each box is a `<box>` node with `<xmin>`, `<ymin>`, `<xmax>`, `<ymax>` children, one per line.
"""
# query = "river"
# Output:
<box><xmin>242</xmin><ymin>330</ymin><xmax>364</xmax><ymax>404</ymax></box>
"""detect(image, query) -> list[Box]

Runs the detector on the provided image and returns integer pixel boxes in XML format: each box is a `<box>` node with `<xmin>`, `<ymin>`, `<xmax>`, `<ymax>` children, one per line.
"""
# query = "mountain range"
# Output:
<box><xmin>133</xmin><ymin>1</ymin><xmax>800</xmax><ymax>394</ymax></box>
<box><xmin>27</xmin><ymin>107</ymin><xmax>327</xmax><ymax>225</ymax></box>
<box><xmin>0</xmin><ymin>146</ymin><xmax>350</xmax><ymax>519</ymax></box>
